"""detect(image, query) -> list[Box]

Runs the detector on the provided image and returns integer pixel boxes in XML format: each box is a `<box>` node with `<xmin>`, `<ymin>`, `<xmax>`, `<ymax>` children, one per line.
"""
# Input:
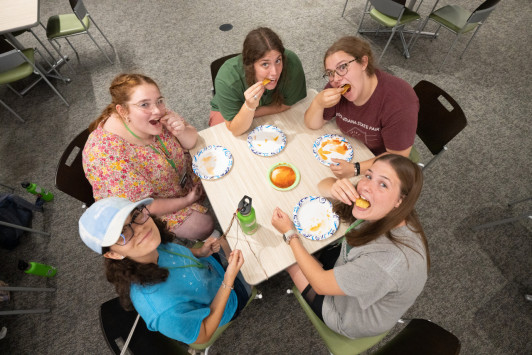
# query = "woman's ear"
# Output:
<box><xmin>394</xmin><ymin>197</ymin><xmax>403</xmax><ymax>208</ymax></box>
<box><xmin>104</xmin><ymin>251</ymin><xmax>125</xmax><ymax>260</ymax></box>
<box><xmin>361</xmin><ymin>55</ymin><xmax>369</xmax><ymax>71</ymax></box>
<box><xmin>116</xmin><ymin>104</ymin><xmax>127</xmax><ymax>120</ymax></box>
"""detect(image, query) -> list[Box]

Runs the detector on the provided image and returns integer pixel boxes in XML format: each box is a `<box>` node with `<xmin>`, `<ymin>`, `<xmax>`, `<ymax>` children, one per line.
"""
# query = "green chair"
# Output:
<box><xmin>45</xmin><ymin>0</ymin><xmax>115</xmax><ymax>71</ymax></box>
<box><xmin>357</xmin><ymin>0</ymin><xmax>421</xmax><ymax>61</ymax></box>
<box><xmin>410</xmin><ymin>0</ymin><xmax>501</xmax><ymax>70</ymax></box>
<box><xmin>291</xmin><ymin>286</ymin><xmax>388</xmax><ymax>355</ymax></box>
<box><xmin>188</xmin><ymin>287</ymin><xmax>258</xmax><ymax>355</ymax></box>
<box><xmin>0</xmin><ymin>43</ymin><xmax>69</xmax><ymax>123</ymax></box>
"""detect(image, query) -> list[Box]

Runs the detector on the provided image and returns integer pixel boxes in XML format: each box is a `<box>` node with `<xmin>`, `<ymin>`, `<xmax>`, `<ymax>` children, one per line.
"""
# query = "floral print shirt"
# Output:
<box><xmin>82</xmin><ymin>125</ymin><xmax>207</xmax><ymax>230</ymax></box>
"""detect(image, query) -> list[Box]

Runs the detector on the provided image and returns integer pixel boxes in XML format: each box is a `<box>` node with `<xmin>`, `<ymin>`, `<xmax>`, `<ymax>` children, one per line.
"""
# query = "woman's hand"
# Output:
<box><xmin>331</xmin><ymin>178</ymin><xmax>359</xmax><ymax>205</ymax></box>
<box><xmin>271</xmin><ymin>207</ymin><xmax>295</xmax><ymax>234</ymax></box>
<box><xmin>224</xmin><ymin>250</ymin><xmax>244</xmax><ymax>285</ymax></box>
<box><xmin>330</xmin><ymin>159</ymin><xmax>356</xmax><ymax>179</ymax></box>
<box><xmin>315</xmin><ymin>87</ymin><xmax>343</xmax><ymax>109</ymax></box>
<box><xmin>195</xmin><ymin>237</ymin><xmax>221</xmax><ymax>257</ymax></box>
<box><xmin>185</xmin><ymin>184</ymin><xmax>202</xmax><ymax>205</ymax></box>
<box><xmin>244</xmin><ymin>81</ymin><xmax>266</xmax><ymax>110</ymax></box>
<box><xmin>161</xmin><ymin>110</ymin><xmax>187</xmax><ymax>137</ymax></box>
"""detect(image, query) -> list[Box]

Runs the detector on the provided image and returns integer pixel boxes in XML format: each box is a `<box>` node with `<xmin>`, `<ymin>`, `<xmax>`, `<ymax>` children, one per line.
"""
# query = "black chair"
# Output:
<box><xmin>413</xmin><ymin>80</ymin><xmax>467</xmax><ymax>171</ymax></box>
<box><xmin>55</xmin><ymin>129</ymin><xmax>95</xmax><ymax>207</ymax></box>
<box><xmin>210</xmin><ymin>53</ymin><xmax>239</xmax><ymax>96</ymax></box>
<box><xmin>373</xmin><ymin>318</ymin><xmax>461</xmax><ymax>355</ymax></box>
<box><xmin>100</xmin><ymin>297</ymin><xmax>188</xmax><ymax>355</ymax></box>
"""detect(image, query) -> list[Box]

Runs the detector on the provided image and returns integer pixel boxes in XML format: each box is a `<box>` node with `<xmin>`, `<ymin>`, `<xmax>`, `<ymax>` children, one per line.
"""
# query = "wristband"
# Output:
<box><xmin>244</xmin><ymin>101</ymin><xmax>256</xmax><ymax>111</ymax></box>
<box><xmin>221</xmin><ymin>281</ymin><xmax>234</xmax><ymax>290</ymax></box>
<box><xmin>354</xmin><ymin>162</ymin><xmax>360</xmax><ymax>176</ymax></box>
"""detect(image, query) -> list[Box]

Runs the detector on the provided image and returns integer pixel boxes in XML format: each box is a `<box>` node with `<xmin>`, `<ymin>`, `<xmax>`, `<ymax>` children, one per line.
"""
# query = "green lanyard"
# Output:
<box><xmin>344</xmin><ymin>219</ymin><xmax>364</xmax><ymax>255</ymax></box>
<box><xmin>160</xmin><ymin>248</ymin><xmax>207</xmax><ymax>269</ymax></box>
<box><xmin>124</xmin><ymin>122</ymin><xmax>179</xmax><ymax>173</ymax></box>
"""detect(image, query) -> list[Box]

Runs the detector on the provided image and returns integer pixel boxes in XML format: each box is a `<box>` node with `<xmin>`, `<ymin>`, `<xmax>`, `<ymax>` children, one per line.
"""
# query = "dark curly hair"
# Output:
<box><xmin>102</xmin><ymin>218</ymin><xmax>175</xmax><ymax>310</ymax></box>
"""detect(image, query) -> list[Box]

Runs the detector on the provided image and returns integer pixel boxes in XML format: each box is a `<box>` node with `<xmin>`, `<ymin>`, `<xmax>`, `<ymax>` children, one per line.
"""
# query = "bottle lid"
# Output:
<box><xmin>18</xmin><ymin>260</ymin><xmax>29</xmax><ymax>271</ymax></box>
<box><xmin>238</xmin><ymin>195</ymin><xmax>252</xmax><ymax>215</ymax></box>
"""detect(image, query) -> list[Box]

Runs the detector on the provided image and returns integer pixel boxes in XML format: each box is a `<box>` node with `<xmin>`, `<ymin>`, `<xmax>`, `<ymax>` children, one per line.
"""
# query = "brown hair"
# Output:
<box><xmin>324</xmin><ymin>36</ymin><xmax>376</xmax><ymax>76</ymax></box>
<box><xmin>242</xmin><ymin>27</ymin><xmax>286</xmax><ymax>106</ymax></box>
<box><xmin>102</xmin><ymin>218</ymin><xmax>175</xmax><ymax>310</ymax></box>
<box><xmin>334</xmin><ymin>154</ymin><xmax>430</xmax><ymax>270</ymax></box>
<box><xmin>88</xmin><ymin>73</ymin><xmax>159</xmax><ymax>132</ymax></box>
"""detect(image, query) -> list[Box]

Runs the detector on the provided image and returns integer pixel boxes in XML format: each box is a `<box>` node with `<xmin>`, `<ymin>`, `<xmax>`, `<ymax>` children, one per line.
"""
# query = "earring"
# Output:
<box><xmin>118</xmin><ymin>255</ymin><xmax>125</xmax><ymax>260</ymax></box>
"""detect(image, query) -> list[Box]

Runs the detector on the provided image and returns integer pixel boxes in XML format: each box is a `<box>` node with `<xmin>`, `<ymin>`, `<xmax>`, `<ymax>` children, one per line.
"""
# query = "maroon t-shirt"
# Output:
<box><xmin>323</xmin><ymin>70</ymin><xmax>418</xmax><ymax>155</ymax></box>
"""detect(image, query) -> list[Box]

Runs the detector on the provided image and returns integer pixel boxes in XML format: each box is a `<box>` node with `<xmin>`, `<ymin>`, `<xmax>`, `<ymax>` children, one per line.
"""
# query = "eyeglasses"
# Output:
<box><xmin>322</xmin><ymin>58</ymin><xmax>358</xmax><ymax>81</ymax></box>
<box><xmin>128</xmin><ymin>98</ymin><xmax>166</xmax><ymax>112</ymax></box>
<box><xmin>116</xmin><ymin>206</ymin><xmax>150</xmax><ymax>246</ymax></box>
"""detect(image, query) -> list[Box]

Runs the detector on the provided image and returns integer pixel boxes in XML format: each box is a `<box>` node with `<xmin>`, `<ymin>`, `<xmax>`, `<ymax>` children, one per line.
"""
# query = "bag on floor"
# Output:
<box><xmin>0</xmin><ymin>194</ymin><xmax>41</xmax><ymax>250</ymax></box>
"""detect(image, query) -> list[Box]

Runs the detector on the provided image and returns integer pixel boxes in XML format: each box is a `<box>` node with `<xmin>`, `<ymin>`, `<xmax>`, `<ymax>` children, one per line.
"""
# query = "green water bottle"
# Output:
<box><xmin>21</xmin><ymin>182</ymin><xmax>54</xmax><ymax>202</ymax></box>
<box><xmin>18</xmin><ymin>260</ymin><xmax>57</xmax><ymax>278</ymax></box>
<box><xmin>237</xmin><ymin>195</ymin><xmax>258</xmax><ymax>235</ymax></box>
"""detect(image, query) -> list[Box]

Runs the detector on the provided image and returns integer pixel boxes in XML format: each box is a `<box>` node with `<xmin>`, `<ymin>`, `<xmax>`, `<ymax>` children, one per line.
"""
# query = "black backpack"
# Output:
<box><xmin>0</xmin><ymin>194</ymin><xmax>42</xmax><ymax>250</ymax></box>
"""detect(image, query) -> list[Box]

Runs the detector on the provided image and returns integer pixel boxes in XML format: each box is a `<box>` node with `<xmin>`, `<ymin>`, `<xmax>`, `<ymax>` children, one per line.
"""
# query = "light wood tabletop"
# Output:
<box><xmin>0</xmin><ymin>0</ymin><xmax>39</xmax><ymax>35</ymax></box>
<box><xmin>191</xmin><ymin>89</ymin><xmax>374</xmax><ymax>285</ymax></box>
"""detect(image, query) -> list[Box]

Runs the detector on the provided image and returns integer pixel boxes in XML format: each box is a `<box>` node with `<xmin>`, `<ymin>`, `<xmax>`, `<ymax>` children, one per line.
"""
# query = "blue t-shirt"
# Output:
<box><xmin>130</xmin><ymin>243</ymin><xmax>237</xmax><ymax>344</ymax></box>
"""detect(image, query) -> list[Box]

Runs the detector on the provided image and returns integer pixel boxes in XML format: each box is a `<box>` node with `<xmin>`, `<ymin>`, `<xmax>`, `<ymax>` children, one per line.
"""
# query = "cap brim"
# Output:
<box><xmin>101</xmin><ymin>197</ymin><xmax>154</xmax><ymax>247</ymax></box>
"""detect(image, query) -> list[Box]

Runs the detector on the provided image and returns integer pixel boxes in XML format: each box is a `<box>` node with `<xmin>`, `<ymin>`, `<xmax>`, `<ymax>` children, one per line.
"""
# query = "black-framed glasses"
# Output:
<box><xmin>116</xmin><ymin>206</ymin><xmax>150</xmax><ymax>246</ymax></box>
<box><xmin>322</xmin><ymin>58</ymin><xmax>358</xmax><ymax>81</ymax></box>
<box><xmin>128</xmin><ymin>97</ymin><xmax>166</xmax><ymax>113</ymax></box>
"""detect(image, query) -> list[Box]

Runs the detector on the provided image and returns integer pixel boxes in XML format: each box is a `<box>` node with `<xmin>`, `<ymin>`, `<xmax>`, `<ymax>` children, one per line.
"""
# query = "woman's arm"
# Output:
<box><xmin>147</xmin><ymin>184</ymin><xmax>202</xmax><ymax>216</ymax></box>
<box><xmin>271</xmin><ymin>208</ymin><xmax>345</xmax><ymax>296</ymax></box>
<box><xmin>255</xmin><ymin>103</ymin><xmax>291</xmax><ymax>117</ymax></box>
<box><xmin>330</xmin><ymin>146</ymin><xmax>412</xmax><ymax>179</ymax></box>
<box><xmin>304</xmin><ymin>88</ymin><xmax>342</xmax><ymax>129</ymax></box>
<box><xmin>193</xmin><ymin>250</ymin><xmax>244</xmax><ymax>344</ymax></box>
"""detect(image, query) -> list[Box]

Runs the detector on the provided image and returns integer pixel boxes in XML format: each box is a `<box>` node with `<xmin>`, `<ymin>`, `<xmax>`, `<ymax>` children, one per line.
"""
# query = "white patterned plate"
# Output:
<box><xmin>192</xmin><ymin>145</ymin><xmax>233</xmax><ymax>180</ymax></box>
<box><xmin>293</xmin><ymin>196</ymin><xmax>339</xmax><ymax>241</ymax></box>
<box><xmin>247</xmin><ymin>125</ymin><xmax>287</xmax><ymax>156</ymax></box>
<box><xmin>312</xmin><ymin>134</ymin><xmax>353</xmax><ymax>166</ymax></box>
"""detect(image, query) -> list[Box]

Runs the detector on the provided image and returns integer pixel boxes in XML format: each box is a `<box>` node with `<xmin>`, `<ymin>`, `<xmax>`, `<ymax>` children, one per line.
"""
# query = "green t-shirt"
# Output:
<box><xmin>210</xmin><ymin>49</ymin><xmax>307</xmax><ymax>121</ymax></box>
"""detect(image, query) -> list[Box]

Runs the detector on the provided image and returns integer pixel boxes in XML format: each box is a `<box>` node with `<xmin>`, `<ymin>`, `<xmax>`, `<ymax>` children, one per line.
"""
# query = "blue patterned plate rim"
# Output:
<box><xmin>247</xmin><ymin>125</ymin><xmax>287</xmax><ymax>157</ymax></box>
<box><xmin>292</xmin><ymin>196</ymin><xmax>339</xmax><ymax>241</ymax></box>
<box><xmin>192</xmin><ymin>145</ymin><xmax>233</xmax><ymax>180</ymax></box>
<box><xmin>312</xmin><ymin>134</ymin><xmax>353</xmax><ymax>166</ymax></box>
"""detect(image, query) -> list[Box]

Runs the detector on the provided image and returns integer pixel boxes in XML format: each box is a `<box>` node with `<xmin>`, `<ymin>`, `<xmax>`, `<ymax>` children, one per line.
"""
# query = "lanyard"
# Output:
<box><xmin>159</xmin><ymin>248</ymin><xmax>207</xmax><ymax>269</ymax></box>
<box><xmin>124</xmin><ymin>122</ymin><xmax>179</xmax><ymax>173</ymax></box>
<box><xmin>344</xmin><ymin>219</ymin><xmax>364</xmax><ymax>256</ymax></box>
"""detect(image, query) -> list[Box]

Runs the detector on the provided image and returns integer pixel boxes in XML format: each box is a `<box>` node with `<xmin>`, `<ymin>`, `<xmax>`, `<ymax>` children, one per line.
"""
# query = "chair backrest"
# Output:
<box><xmin>468</xmin><ymin>0</ymin><xmax>501</xmax><ymax>24</ymax></box>
<box><xmin>370</xmin><ymin>0</ymin><xmax>406</xmax><ymax>18</ymax></box>
<box><xmin>55</xmin><ymin>129</ymin><xmax>95</xmax><ymax>206</ymax></box>
<box><xmin>413</xmin><ymin>80</ymin><xmax>467</xmax><ymax>155</ymax></box>
<box><xmin>0</xmin><ymin>49</ymin><xmax>27</xmax><ymax>73</ymax></box>
<box><xmin>100</xmin><ymin>297</ymin><xmax>188</xmax><ymax>355</ymax></box>
<box><xmin>373</xmin><ymin>319</ymin><xmax>461</xmax><ymax>355</ymax></box>
<box><xmin>210</xmin><ymin>53</ymin><xmax>239</xmax><ymax>96</ymax></box>
<box><xmin>69</xmin><ymin>0</ymin><xmax>88</xmax><ymax>20</ymax></box>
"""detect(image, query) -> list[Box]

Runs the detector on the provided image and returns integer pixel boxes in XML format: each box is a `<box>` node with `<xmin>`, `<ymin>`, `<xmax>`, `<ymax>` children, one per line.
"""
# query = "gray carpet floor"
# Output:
<box><xmin>0</xmin><ymin>0</ymin><xmax>531</xmax><ymax>354</ymax></box>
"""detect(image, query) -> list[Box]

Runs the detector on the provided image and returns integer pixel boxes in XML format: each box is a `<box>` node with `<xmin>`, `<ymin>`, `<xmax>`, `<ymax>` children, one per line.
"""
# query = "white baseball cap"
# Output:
<box><xmin>79</xmin><ymin>197</ymin><xmax>153</xmax><ymax>254</ymax></box>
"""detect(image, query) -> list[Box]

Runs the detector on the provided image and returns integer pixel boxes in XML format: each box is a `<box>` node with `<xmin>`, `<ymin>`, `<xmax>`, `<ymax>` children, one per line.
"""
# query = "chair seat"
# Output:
<box><xmin>370</xmin><ymin>8</ymin><xmax>420</xmax><ymax>27</ymax></box>
<box><xmin>292</xmin><ymin>286</ymin><xmax>388</xmax><ymax>354</ymax></box>
<box><xmin>430</xmin><ymin>5</ymin><xmax>478</xmax><ymax>33</ymax></box>
<box><xmin>0</xmin><ymin>49</ymin><xmax>34</xmax><ymax>85</ymax></box>
<box><xmin>46</xmin><ymin>14</ymin><xmax>90</xmax><ymax>39</ymax></box>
